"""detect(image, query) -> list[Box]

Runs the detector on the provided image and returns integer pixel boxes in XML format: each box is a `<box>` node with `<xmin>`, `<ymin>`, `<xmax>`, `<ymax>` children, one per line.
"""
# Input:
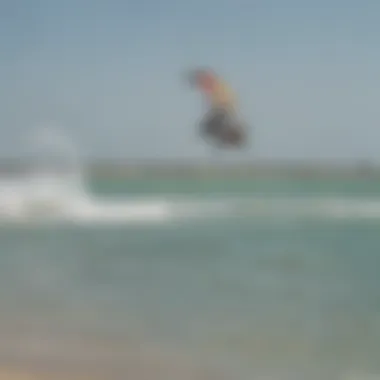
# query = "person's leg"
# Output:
<box><xmin>220</xmin><ymin>116</ymin><xmax>247</xmax><ymax>147</ymax></box>
<box><xmin>223</xmin><ymin>126</ymin><xmax>244</xmax><ymax>146</ymax></box>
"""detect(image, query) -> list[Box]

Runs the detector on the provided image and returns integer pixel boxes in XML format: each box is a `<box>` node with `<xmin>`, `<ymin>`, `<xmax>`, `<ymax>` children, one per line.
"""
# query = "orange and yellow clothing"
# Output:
<box><xmin>196</xmin><ymin>73</ymin><xmax>236</xmax><ymax>110</ymax></box>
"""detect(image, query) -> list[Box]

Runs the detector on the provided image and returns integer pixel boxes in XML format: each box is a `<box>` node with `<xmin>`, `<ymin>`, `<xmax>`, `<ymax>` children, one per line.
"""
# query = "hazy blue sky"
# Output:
<box><xmin>0</xmin><ymin>0</ymin><xmax>379</xmax><ymax>160</ymax></box>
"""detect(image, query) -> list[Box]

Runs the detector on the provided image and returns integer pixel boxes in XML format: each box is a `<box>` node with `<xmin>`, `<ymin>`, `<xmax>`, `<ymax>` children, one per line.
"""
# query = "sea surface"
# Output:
<box><xmin>0</xmin><ymin>177</ymin><xmax>379</xmax><ymax>379</ymax></box>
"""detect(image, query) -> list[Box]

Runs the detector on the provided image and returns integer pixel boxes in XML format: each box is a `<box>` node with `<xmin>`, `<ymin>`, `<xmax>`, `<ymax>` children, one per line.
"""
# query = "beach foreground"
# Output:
<box><xmin>0</xmin><ymin>335</ymin><xmax>228</xmax><ymax>380</ymax></box>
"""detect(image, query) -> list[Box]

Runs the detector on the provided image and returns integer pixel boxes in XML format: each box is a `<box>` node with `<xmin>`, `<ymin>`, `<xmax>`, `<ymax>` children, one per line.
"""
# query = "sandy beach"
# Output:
<box><xmin>0</xmin><ymin>332</ymin><xmax>228</xmax><ymax>380</ymax></box>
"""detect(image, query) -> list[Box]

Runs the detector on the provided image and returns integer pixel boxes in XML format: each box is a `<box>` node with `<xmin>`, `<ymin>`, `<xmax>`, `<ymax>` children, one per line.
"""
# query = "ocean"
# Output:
<box><xmin>0</xmin><ymin>176</ymin><xmax>379</xmax><ymax>379</ymax></box>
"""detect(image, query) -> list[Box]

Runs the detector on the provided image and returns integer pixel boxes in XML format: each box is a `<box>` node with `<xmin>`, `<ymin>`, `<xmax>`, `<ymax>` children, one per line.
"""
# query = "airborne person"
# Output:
<box><xmin>186</xmin><ymin>68</ymin><xmax>247</xmax><ymax>149</ymax></box>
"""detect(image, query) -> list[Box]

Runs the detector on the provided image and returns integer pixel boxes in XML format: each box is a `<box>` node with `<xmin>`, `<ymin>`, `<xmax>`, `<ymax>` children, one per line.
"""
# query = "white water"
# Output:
<box><xmin>1</xmin><ymin>126</ymin><xmax>380</xmax><ymax>225</ymax></box>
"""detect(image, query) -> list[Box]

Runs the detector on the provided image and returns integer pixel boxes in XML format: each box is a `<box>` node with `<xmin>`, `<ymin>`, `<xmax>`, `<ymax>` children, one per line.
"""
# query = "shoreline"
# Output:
<box><xmin>0</xmin><ymin>159</ymin><xmax>377</xmax><ymax>180</ymax></box>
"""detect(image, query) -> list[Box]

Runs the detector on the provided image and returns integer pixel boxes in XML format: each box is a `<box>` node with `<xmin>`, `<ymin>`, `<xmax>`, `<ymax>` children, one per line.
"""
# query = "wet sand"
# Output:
<box><xmin>0</xmin><ymin>363</ymin><xmax>224</xmax><ymax>380</ymax></box>
<box><xmin>0</xmin><ymin>333</ymin><xmax>228</xmax><ymax>380</ymax></box>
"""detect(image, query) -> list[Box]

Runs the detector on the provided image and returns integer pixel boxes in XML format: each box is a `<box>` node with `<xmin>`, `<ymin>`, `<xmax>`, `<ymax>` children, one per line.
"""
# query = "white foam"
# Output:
<box><xmin>1</xmin><ymin>182</ymin><xmax>380</xmax><ymax>225</ymax></box>
<box><xmin>0</xmin><ymin>179</ymin><xmax>172</xmax><ymax>224</ymax></box>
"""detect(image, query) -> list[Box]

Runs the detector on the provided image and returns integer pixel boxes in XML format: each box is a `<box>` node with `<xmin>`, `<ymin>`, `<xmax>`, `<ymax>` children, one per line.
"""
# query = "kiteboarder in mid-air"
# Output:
<box><xmin>186</xmin><ymin>68</ymin><xmax>248</xmax><ymax>149</ymax></box>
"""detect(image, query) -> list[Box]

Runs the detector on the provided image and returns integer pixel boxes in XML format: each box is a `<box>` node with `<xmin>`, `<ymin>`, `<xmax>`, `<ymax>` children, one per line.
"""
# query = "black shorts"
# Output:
<box><xmin>200</xmin><ymin>108</ymin><xmax>246</xmax><ymax>147</ymax></box>
<box><xmin>201</xmin><ymin>108</ymin><xmax>230</xmax><ymax>137</ymax></box>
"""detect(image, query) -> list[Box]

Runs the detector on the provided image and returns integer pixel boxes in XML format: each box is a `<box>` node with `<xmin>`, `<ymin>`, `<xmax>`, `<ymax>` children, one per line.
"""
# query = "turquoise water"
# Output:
<box><xmin>0</xmin><ymin>178</ymin><xmax>379</xmax><ymax>379</ymax></box>
<box><xmin>93</xmin><ymin>177</ymin><xmax>380</xmax><ymax>196</ymax></box>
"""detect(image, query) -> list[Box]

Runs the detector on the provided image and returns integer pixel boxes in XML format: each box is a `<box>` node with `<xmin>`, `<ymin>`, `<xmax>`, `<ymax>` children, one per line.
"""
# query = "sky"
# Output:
<box><xmin>0</xmin><ymin>0</ymin><xmax>379</xmax><ymax>161</ymax></box>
